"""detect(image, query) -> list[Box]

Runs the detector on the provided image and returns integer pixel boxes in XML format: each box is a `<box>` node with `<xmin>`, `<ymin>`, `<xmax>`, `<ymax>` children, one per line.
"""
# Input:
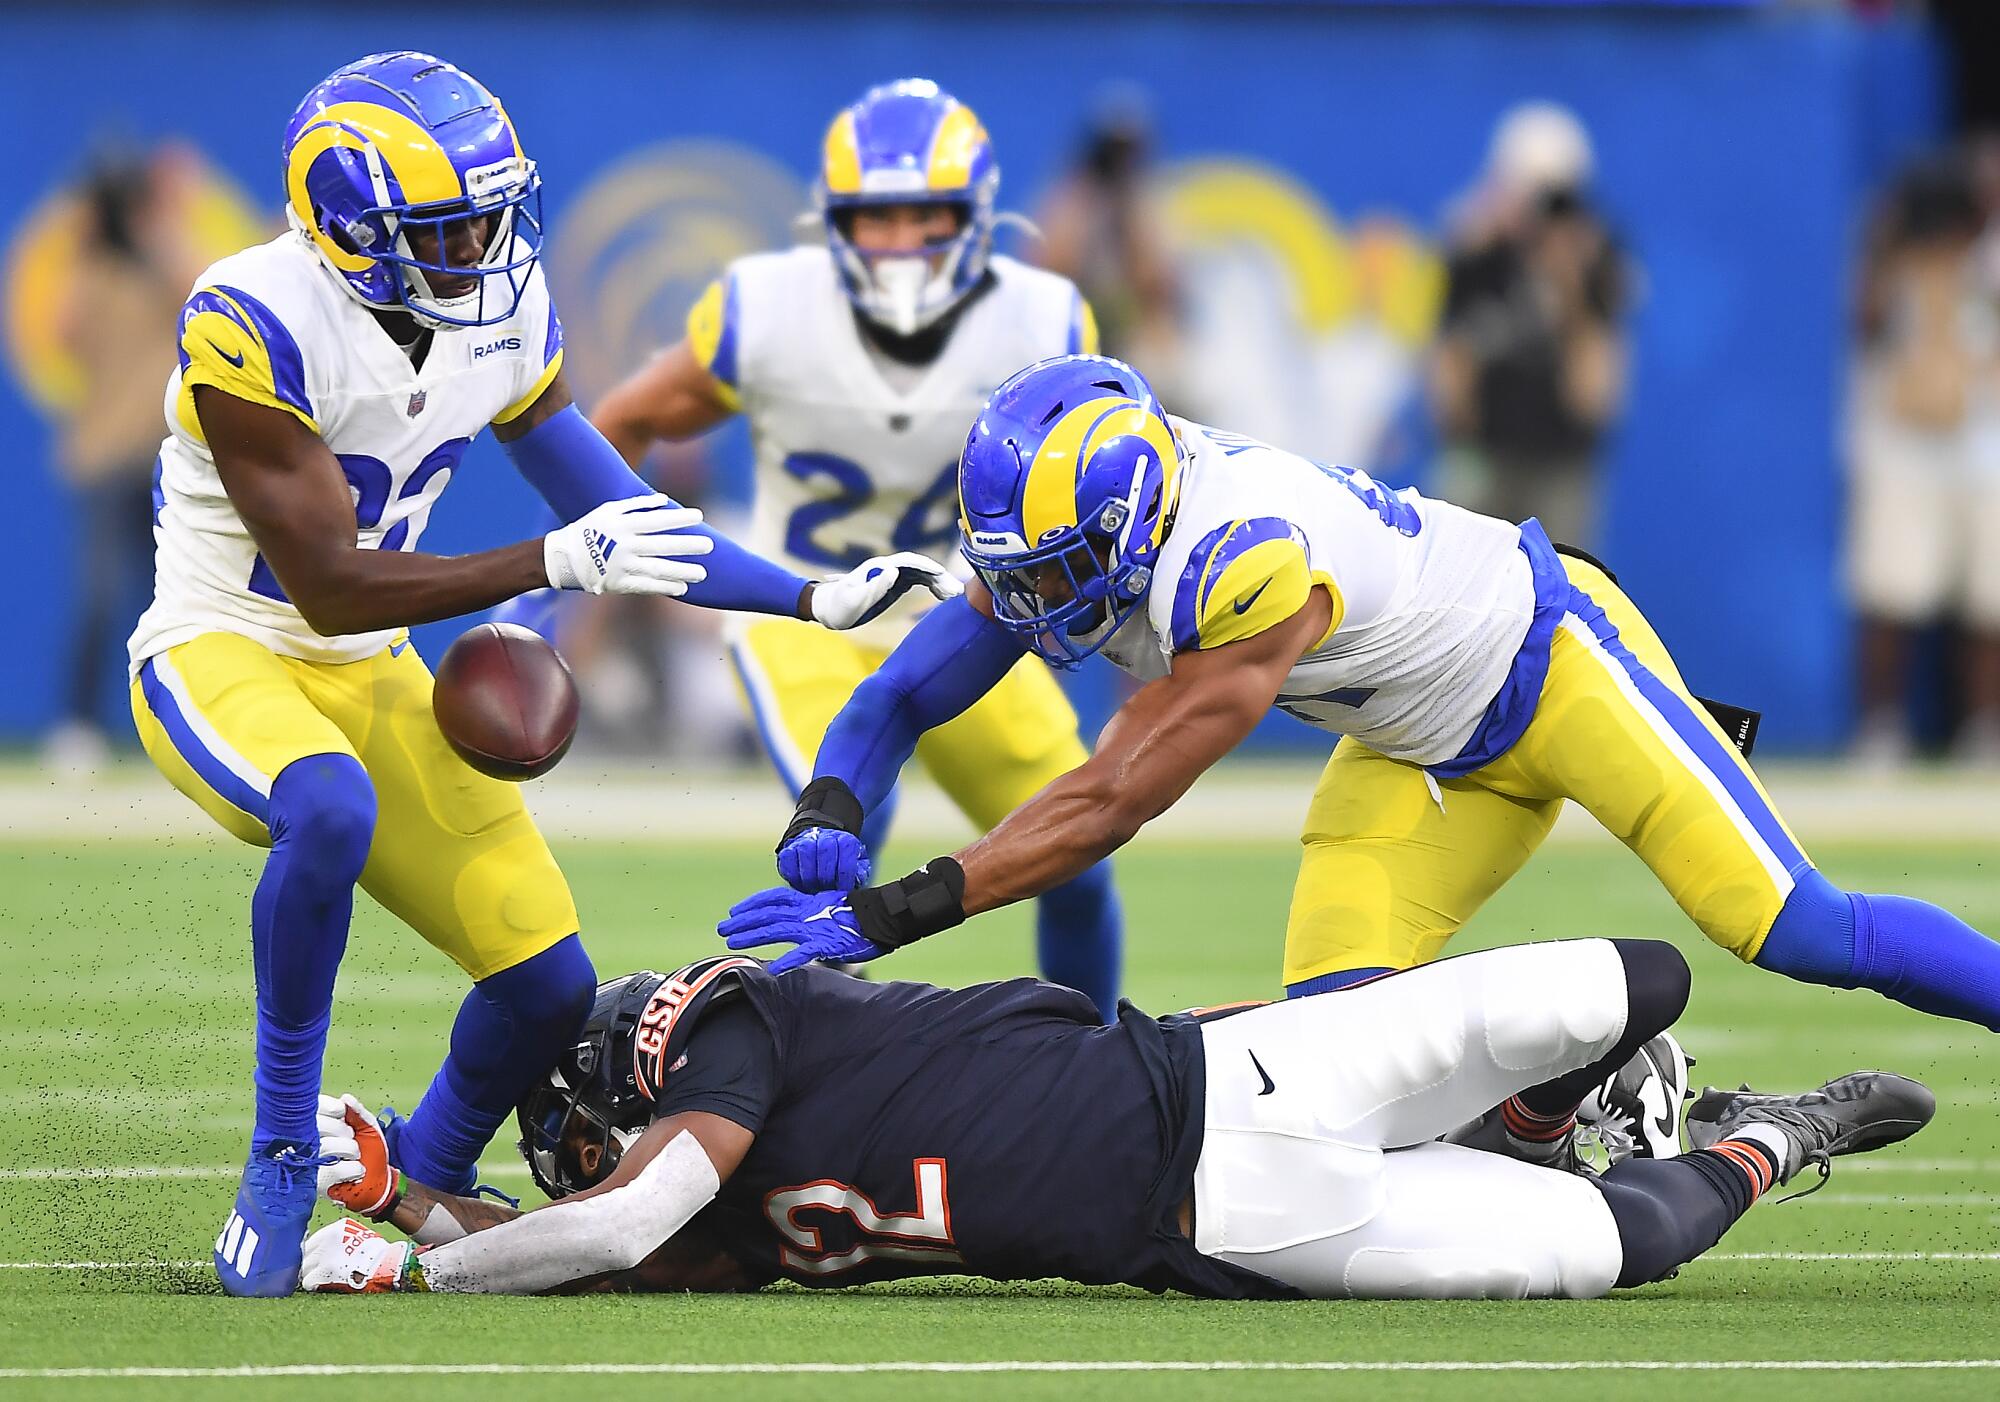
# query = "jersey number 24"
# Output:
<box><xmin>782</xmin><ymin>454</ymin><xmax>960</xmax><ymax>570</ymax></box>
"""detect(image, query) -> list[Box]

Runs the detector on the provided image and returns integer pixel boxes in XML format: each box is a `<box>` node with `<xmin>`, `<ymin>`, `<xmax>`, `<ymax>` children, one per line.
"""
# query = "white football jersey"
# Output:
<box><xmin>129</xmin><ymin>233</ymin><xmax>564</xmax><ymax>670</ymax></box>
<box><xmin>690</xmin><ymin>246</ymin><xmax>1090</xmax><ymax>644</ymax></box>
<box><xmin>1098</xmin><ymin>418</ymin><xmax>1540</xmax><ymax>768</ymax></box>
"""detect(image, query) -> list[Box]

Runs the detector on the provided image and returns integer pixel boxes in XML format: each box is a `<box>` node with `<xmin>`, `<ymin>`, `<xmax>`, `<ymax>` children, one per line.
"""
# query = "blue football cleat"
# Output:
<box><xmin>213</xmin><ymin>1143</ymin><xmax>335</xmax><ymax>1297</ymax></box>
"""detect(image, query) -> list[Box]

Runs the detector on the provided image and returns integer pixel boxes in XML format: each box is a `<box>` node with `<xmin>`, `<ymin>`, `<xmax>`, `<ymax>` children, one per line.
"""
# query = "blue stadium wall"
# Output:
<box><xmin>0</xmin><ymin>2</ymin><xmax>1941</xmax><ymax>750</ymax></box>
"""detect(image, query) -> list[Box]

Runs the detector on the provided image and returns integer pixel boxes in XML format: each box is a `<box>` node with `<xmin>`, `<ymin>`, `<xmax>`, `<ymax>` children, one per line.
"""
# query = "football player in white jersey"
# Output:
<box><xmin>590</xmin><ymin>80</ymin><xmax>1121</xmax><ymax>1015</ymax></box>
<box><xmin>722</xmin><ymin>354</ymin><xmax>2000</xmax><ymax>1087</ymax></box>
<box><xmin>125</xmin><ymin>53</ymin><xmax>954</xmax><ymax>1297</ymax></box>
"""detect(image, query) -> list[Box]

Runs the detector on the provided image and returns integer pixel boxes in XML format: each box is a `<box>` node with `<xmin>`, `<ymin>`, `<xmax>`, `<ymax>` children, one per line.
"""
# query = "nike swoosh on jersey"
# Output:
<box><xmin>208</xmin><ymin>341</ymin><xmax>246</xmax><ymax>369</ymax></box>
<box><xmin>1233</xmin><ymin>580</ymin><xmax>1271</xmax><ymax>615</ymax></box>
<box><xmin>1248</xmin><ymin>1049</ymin><xmax>1276</xmax><ymax>1096</ymax></box>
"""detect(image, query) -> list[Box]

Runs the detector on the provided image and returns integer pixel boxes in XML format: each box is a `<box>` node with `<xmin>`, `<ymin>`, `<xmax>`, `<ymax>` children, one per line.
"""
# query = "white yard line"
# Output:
<box><xmin>2</xmin><ymin>1361</ymin><xmax>1999</xmax><ymax>1379</ymax></box>
<box><xmin>0</xmin><ymin>1163</ymin><xmax>532</xmax><ymax>1182</ymax></box>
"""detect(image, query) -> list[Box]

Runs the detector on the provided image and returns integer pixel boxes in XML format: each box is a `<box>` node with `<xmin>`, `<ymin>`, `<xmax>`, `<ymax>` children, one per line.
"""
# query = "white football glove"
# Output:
<box><xmin>315</xmin><ymin>1093</ymin><xmax>401</xmax><ymax>1217</ymax></box>
<box><xmin>315</xmin><ymin>1094</ymin><xmax>366</xmax><ymax>1199</ymax></box>
<box><xmin>544</xmin><ymin>495</ymin><xmax>714</xmax><ymax>597</ymax></box>
<box><xmin>300</xmin><ymin>1217</ymin><xmax>421</xmax><ymax>1293</ymax></box>
<box><xmin>810</xmin><ymin>552</ymin><xmax>963</xmax><ymax>631</ymax></box>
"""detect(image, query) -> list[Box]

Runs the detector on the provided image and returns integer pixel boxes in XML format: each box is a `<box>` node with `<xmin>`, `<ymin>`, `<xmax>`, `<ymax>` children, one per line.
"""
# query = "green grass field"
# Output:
<box><xmin>2</xmin><ymin>827</ymin><xmax>1998</xmax><ymax>1399</ymax></box>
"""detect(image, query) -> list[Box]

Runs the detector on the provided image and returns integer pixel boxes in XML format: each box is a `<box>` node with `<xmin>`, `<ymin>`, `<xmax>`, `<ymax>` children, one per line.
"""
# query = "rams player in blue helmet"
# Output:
<box><xmin>721</xmin><ymin>354</ymin><xmax>2000</xmax><ymax>1077</ymax></box>
<box><xmin>587</xmin><ymin>80</ymin><xmax>1122</xmax><ymax>1018</ymax></box>
<box><xmin>126</xmin><ymin>52</ymin><xmax>955</xmax><ymax>1296</ymax></box>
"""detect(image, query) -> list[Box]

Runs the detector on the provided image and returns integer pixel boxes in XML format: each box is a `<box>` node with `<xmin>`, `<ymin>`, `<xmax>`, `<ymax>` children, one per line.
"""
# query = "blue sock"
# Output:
<box><xmin>1756</xmin><ymin>868</ymin><xmax>2000</xmax><ymax>1031</ymax></box>
<box><xmin>1287</xmin><ymin>967</ymin><xmax>1394</xmax><ymax>998</ymax></box>
<box><xmin>250</xmin><ymin>754</ymin><xmax>376</xmax><ymax>1154</ymax></box>
<box><xmin>1035</xmin><ymin>860</ymin><xmax>1122</xmax><ymax>1021</ymax></box>
<box><xmin>397</xmin><ymin>934</ymin><xmax>597</xmax><ymax>1193</ymax></box>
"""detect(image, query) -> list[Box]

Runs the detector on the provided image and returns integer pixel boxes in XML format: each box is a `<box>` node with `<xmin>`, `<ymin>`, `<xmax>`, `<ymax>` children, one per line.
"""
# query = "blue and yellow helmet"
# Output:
<box><xmin>959</xmin><ymin>355</ymin><xmax>1183</xmax><ymax>668</ymax></box>
<box><xmin>282</xmin><ymin>52</ymin><xmax>541</xmax><ymax>330</ymax></box>
<box><xmin>816</xmin><ymin>79</ymin><xmax>998</xmax><ymax>336</ymax></box>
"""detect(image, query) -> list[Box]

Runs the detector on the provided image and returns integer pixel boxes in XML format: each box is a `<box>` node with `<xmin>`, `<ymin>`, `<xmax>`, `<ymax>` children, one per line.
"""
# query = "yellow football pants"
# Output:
<box><xmin>728</xmin><ymin>617</ymin><xmax>1089</xmax><ymax>832</ymax></box>
<box><xmin>1282</xmin><ymin>556</ymin><xmax>1810</xmax><ymax>988</ymax></box>
<box><xmin>130</xmin><ymin>631</ymin><xmax>578</xmax><ymax>980</ymax></box>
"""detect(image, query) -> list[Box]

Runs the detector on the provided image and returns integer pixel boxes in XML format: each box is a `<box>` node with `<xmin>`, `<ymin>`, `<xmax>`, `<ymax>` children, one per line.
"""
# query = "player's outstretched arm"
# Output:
<box><xmin>954</xmin><ymin>587</ymin><xmax>1333</xmax><ymax>913</ymax></box>
<box><xmin>723</xmin><ymin>588</ymin><xmax>1333</xmax><ymax>970</ymax></box>
<box><xmin>589</xmin><ymin>338</ymin><xmax>739</xmax><ymax>465</ymax></box>
<box><xmin>773</xmin><ymin>581</ymin><xmax>1027</xmax><ymax>892</ymax></box>
<box><xmin>498</xmin><ymin>372</ymin><xmax>959</xmax><ymax>628</ymax></box>
<box><xmin>302</xmin><ymin>1110</ymin><xmax>752</xmax><ymax>1295</ymax></box>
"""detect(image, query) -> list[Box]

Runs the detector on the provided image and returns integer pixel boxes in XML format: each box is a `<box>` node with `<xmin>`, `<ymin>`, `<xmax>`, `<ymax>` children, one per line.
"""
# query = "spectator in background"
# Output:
<box><xmin>45</xmin><ymin>145</ymin><xmax>198</xmax><ymax>768</ymax></box>
<box><xmin>1038</xmin><ymin>86</ymin><xmax>1181</xmax><ymax>386</ymax></box>
<box><xmin>1431</xmin><ymin>102</ymin><xmax>1631</xmax><ymax>547</ymax></box>
<box><xmin>1846</xmin><ymin>149</ymin><xmax>2000</xmax><ymax>766</ymax></box>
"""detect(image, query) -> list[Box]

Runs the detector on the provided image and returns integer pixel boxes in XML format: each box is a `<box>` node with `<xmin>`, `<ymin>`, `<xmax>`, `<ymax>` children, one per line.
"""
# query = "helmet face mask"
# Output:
<box><xmin>958</xmin><ymin>356</ymin><xmax>1180</xmax><ymax>669</ymax></box>
<box><xmin>817</xmin><ymin>80</ymin><xmax>998</xmax><ymax>337</ymax></box>
<box><xmin>518</xmin><ymin>1073</ymin><xmax>639</xmax><ymax>1199</ymax></box>
<box><xmin>283</xmin><ymin>52</ymin><xmax>543</xmax><ymax>331</ymax></box>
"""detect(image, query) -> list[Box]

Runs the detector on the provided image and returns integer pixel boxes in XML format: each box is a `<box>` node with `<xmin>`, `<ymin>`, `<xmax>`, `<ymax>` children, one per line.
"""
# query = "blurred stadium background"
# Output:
<box><xmin>8</xmin><ymin>1</ymin><xmax>2000</xmax><ymax>1391</ymax></box>
<box><xmin>5</xmin><ymin>0</ymin><xmax>1993</xmax><ymax>769</ymax></box>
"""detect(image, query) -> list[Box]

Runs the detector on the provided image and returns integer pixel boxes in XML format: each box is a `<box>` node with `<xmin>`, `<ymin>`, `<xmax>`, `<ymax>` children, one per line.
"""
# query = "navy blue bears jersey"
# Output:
<box><xmin>636</xmin><ymin>957</ymin><xmax>1289</xmax><ymax>1299</ymax></box>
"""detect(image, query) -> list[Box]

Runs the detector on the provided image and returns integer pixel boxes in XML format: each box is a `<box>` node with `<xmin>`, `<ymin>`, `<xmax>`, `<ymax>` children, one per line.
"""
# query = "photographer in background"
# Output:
<box><xmin>1431</xmin><ymin>102</ymin><xmax>1631</xmax><ymax>548</ymax></box>
<box><xmin>45</xmin><ymin>145</ymin><xmax>200</xmax><ymax>768</ymax></box>
<box><xmin>1038</xmin><ymin>86</ymin><xmax>1181</xmax><ymax>391</ymax></box>
<box><xmin>1847</xmin><ymin>148</ymin><xmax>2000</xmax><ymax>766</ymax></box>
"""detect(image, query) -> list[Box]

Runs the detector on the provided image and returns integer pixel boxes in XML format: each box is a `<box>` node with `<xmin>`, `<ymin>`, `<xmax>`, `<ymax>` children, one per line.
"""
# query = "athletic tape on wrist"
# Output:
<box><xmin>781</xmin><ymin>776</ymin><xmax>866</xmax><ymax>847</ymax></box>
<box><xmin>849</xmin><ymin>857</ymin><xmax>966</xmax><ymax>949</ymax></box>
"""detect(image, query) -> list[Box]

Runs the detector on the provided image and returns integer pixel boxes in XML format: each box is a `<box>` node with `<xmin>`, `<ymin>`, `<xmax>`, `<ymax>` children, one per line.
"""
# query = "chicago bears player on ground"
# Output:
<box><xmin>720</xmin><ymin>355</ymin><xmax>2000</xmax><ymax>1064</ymax></box>
<box><xmin>127</xmin><ymin>52</ymin><xmax>955</xmax><ymax>1296</ymax></box>
<box><xmin>300</xmin><ymin>942</ymin><xmax>1931</xmax><ymax>1298</ymax></box>
<box><xmin>586</xmin><ymin>80</ymin><xmax>1121</xmax><ymax>1017</ymax></box>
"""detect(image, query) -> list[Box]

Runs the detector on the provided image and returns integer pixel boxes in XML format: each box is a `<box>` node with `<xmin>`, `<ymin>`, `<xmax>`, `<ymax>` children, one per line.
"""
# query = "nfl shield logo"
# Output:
<box><xmin>406</xmin><ymin>390</ymin><xmax>427</xmax><ymax>418</ymax></box>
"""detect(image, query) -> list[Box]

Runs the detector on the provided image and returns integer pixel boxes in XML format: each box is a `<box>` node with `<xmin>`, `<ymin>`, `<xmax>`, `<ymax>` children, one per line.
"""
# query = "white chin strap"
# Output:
<box><xmin>858</xmin><ymin>254</ymin><xmax>957</xmax><ymax>336</ymax></box>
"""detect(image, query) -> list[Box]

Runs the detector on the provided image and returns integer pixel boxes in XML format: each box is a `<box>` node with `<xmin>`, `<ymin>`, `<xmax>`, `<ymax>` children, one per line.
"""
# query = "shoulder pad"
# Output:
<box><xmin>1168</xmin><ymin>516</ymin><xmax>1316</xmax><ymax>653</ymax></box>
<box><xmin>175</xmin><ymin>280</ymin><xmax>317</xmax><ymax>440</ymax></box>
<box><xmin>632</xmin><ymin>955</ymin><xmax>765</xmax><ymax>1101</ymax></box>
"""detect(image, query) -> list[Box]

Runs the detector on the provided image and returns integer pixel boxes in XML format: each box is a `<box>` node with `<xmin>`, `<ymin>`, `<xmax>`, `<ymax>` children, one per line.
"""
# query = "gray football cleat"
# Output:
<box><xmin>1685</xmin><ymin>1070</ymin><xmax>1936</xmax><ymax>1193</ymax></box>
<box><xmin>1577</xmin><ymin>1030</ymin><xmax>1695</xmax><ymax>1166</ymax></box>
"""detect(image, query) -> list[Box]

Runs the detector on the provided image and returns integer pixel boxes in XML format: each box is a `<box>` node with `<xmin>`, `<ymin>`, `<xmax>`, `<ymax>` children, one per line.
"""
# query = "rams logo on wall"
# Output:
<box><xmin>545</xmin><ymin>140</ymin><xmax>807</xmax><ymax>404</ymax></box>
<box><xmin>1159</xmin><ymin>157</ymin><xmax>1442</xmax><ymax>478</ymax></box>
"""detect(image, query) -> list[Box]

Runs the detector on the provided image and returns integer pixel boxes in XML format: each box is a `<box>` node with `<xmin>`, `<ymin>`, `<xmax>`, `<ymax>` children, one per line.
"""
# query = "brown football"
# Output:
<box><xmin>432</xmin><ymin>622</ymin><xmax>580</xmax><ymax>781</ymax></box>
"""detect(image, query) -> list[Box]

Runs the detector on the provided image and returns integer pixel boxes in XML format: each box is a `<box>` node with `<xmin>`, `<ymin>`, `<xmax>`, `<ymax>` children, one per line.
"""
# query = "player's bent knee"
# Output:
<box><xmin>1753</xmin><ymin>869</ymin><xmax>1858</xmax><ymax>987</ymax></box>
<box><xmin>1609</xmin><ymin>939</ymin><xmax>1692</xmax><ymax>1037</ymax></box>
<box><xmin>483</xmin><ymin>933</ymin><xmax>596</xmax><ymax>1040</ymax></box>
<box><xmin>269</xmin><ymin>753</ymin><xmax>376</xmax><ymax>878</ymax></box>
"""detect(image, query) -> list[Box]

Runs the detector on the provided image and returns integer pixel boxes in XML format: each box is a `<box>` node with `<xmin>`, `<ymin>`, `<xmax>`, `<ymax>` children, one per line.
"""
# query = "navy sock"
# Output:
<box><xmin>250</xmin><ymin>755</ymin><xmax>376</xmax><ymax>1154</ymax></box>
<box><xmin>1035</xmin><ymin>859</ymin><xmax>1122</xmax><ymax>1021</ymax></box>
<box><xmin>1594</xmin><ymin>1139</ymin><xmax>1781</xmax><ymax>1288</ymax></box>
<box><xmin>397</xmin><ymin>935</ymin><xmax>597</xmax><ymax>1193</ymax></box>
<box><xmin>1757</xmin><ymin>868</ymin><xmax>2000</xmax><ymax>1031</ymax></box>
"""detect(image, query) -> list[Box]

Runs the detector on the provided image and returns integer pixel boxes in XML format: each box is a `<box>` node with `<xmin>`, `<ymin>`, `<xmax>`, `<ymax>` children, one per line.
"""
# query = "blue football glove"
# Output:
<box><xmin>719</xmin><ymin>887</ymin><xmax>886</xmax><ymax>973</ymax></box>
<box><xmin>776</xmin><ymin>826</ymin><xmax>870</xmax><ymax>893</ymax></box>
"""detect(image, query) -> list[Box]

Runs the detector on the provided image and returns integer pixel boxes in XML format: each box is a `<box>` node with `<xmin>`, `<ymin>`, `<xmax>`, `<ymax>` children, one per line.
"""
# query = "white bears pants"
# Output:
<box><xmin>1192</xmin><ymin>939</ymin><xmax>1629</xmax><ymax>1299</ymax></box>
